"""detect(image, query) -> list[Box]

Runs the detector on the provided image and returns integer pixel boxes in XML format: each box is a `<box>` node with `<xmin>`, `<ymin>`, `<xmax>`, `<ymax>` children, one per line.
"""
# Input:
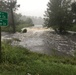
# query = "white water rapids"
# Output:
<box><xmin>1</xmin><ymin>27</ymin><xmax>76</xmax><ymax>56</ymax></box>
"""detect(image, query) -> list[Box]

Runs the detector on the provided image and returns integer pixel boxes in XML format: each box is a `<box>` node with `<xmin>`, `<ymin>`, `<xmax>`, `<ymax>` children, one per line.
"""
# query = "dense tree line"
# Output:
<box><xmin>30</xmin><ymin>16</ymin><xmax>44</xmax><ymax>25</ymax></box>
<box><xmin>20</xmin><ymin>16</ymin><xmax>44</xmax><ymax>25</ymax></box>
<box><xmin>14</xmin><ymin>13</ymin><xmax>34</xmax><ymax>26</ymax></box>
<box><xmin>44</xmin><ymin>0</ymin><xmax>76</xmax><ymax>34</ymax></box>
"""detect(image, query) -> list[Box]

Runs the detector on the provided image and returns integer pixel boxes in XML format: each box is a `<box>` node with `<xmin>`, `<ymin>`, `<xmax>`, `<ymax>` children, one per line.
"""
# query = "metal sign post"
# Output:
<box><xmin>0</xmin><ymin>11</ymin><xmax>8</xmax><ymax>62</ymax></box>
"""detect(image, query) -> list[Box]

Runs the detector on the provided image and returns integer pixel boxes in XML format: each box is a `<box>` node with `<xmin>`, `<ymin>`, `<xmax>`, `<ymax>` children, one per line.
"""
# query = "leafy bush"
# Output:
<box><xmin>69</xmin><ymin>24</ymin><xmax>76</xmax><ymax>31</ymax></box>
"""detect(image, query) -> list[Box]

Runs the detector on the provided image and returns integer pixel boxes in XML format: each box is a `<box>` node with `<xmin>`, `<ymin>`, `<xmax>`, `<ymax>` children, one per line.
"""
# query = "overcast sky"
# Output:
<box><xmin>16</xmin><ymin>0</ymin><xmax>49</xmax><ymax>17</ymax></box>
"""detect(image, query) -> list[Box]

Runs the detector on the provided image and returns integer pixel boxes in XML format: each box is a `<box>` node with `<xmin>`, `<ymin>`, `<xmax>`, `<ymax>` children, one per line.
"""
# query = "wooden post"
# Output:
<box><xmin>0</xmin><ymin>27</ymin><xmax>2</xmax><ymax>63</ymax></box>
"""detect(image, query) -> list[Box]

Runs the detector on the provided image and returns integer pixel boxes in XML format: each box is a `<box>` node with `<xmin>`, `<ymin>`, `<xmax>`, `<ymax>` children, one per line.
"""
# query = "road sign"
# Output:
<box><xmin>0</xmin><ymin>11</ymin><xmax>8</xmax><ymax>26</ymax></box>
<box><xmin>0</xmin><ymin>20</ymin><xmax>8</xmax><ymax>26</ymax></box>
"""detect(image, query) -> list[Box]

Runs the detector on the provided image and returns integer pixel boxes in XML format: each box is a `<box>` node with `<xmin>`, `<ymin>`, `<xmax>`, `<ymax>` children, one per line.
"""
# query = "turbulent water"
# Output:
<box><xmin>1</xmin><ymin>27</ymin><xmax>76</xmax><ymax>56</ymax></box>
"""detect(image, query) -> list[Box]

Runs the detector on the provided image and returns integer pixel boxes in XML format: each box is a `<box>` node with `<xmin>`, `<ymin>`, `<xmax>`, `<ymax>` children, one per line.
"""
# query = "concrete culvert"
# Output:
<box><xmin>21</xmin><ymin>28</ymin><xmax>27</xmax><ymax>33</ymax></box>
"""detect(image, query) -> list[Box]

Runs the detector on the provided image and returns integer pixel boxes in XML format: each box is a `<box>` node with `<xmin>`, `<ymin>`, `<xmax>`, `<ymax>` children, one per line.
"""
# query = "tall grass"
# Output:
<box><xmin>0</xmin><ymin>42</ymin><xmax>76</xmax><ymax>75</ymax></box>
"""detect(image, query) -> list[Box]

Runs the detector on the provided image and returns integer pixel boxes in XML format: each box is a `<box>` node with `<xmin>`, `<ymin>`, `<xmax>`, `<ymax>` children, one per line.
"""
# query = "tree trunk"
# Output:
<box><xmin>59</xmin><ymin>27</ymin><xmax>66</xmax><ymax>34</ymax></box>
<box><xmin>59</xmin><ymin>27</ymin><xmax>63</xmax><ymax>34</ymax></box>
<box><xmin>11</xmin><ymin>8</ymin><xmax>16</xmax><ymax>33</ymax></box>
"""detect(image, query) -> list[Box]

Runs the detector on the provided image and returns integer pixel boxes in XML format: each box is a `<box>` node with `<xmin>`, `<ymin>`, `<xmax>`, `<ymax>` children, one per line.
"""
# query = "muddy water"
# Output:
<box><xmin>14</xmin><ymin>28</ymin><xmax>52</xmax><ymax>55</ymax></box>
<box><xmin>1</xmin><ymin>27</ymin><xmax>76</xmax><ymax>56</ymax></box>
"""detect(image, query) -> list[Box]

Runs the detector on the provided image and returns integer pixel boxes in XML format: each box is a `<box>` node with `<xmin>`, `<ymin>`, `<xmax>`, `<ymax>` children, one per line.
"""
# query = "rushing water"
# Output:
<box><xmin>1</xmin><ymin>27</ymin><xmax>76</xmax><ymax>56</ymax></box>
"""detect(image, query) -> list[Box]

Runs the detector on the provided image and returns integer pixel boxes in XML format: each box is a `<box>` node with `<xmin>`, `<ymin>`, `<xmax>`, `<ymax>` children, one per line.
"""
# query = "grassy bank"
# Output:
<box><xmin>0</xmin><ymin>42</ymin><xmax>76</xmax><ymax>75</ymax></box>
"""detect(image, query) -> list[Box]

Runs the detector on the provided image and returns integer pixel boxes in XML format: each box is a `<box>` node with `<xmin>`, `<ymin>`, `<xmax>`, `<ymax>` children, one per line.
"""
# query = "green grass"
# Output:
<box><xmin>0</xmin><ymin>42</ymin><xmax>76</xmax><ymax>75</ymax></box>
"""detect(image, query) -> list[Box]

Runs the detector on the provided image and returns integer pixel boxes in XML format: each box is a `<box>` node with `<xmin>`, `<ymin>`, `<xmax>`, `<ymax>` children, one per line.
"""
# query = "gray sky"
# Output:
<box><xmin>16</xmin><ymin>0</ymin><xmax>49</xmax><ymax>17</ymax></box>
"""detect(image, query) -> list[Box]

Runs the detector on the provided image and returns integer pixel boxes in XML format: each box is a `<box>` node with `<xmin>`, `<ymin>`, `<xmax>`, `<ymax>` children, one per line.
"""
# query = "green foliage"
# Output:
<box><xmin>14</xmin><ymin>13</ymin><xmax>22</xmax><ymax>25</ymax></box>
<box><xmin>0</xmin><ymin>0</ymin><xmax>18</xmax><ymax>11</ymax></box>
<box><xmin>1</xmin><ymin>23</ymin><xmax>34</xmax><ymax>32</ymax></box>
<box><xmin>16</xmin><ymin>24</ymin><xmax>34</xmax><ymax>32</ymax></box>
<box><xmin>14</xmin><ymin>13</ymin><xmax>34</xmax><ymax>26</ymax></box>
<box><xmin>71</xmin><ymin>2</ymin><xmax>76</xmax><ymax>14</ymax></box>
<box><xmin>69</xmin><ymin>24</ymin><xmax>76</xmax><ymax>31</ymax></box>
<box><xmin>0</xmin><ymin>43</ymin><xmax>76</xmax><ymax>75</ymax></box>
<box><xmin>44</xmin><ymin>0</ymin><xmax>73</xmax><ymax>34</ymax></box>
<box><xmin>25</xmin><ymin>18</ymin><xmax>34</xmax><ymax>25</ymax></box>
<box><xmin>1</xmin><ymin>26</ymin><xmax>13</xmax><ymax>32</ymax></box>
<box><xmin>2</xmin><ymin>43</ymin><xmax>29</xmax><ymax>64</ymax></box>
<box><xmin>71</xmin><ymin>2</ymin><xmax>76</xmax><ymax>24</ymax></box>
<box><xmin>0</xmin><ymin>0</ymin><xmax>20</xmax><ymax>33</ymax></box>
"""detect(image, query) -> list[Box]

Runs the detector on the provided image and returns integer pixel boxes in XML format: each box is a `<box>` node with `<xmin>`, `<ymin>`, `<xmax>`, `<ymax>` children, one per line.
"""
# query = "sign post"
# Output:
<box><xmin>0</xmin><ymin>11</ymin><xmax>8</xmax><ymax>62</ymax></box>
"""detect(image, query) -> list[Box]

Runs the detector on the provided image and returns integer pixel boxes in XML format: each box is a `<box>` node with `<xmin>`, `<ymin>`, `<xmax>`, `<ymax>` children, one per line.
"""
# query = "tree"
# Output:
<box><xmin>0</xmin><ymin>0</ymin><xmax>20</xmax><ymax>33</ymax></box>
<box><xmin>14</xmin><ymin>13</ymin><xmax>22</xmax><ymax>25</ymax></box>
<box><xmin>44</xmin><ymin>0</ymin><xmax>73</xmax><ymax>34</ymax></box>
<box><xmin>71</xmin><ymin>1</ymin><xmax>76</xmax><ymax>24</ymax></box>
<box><xmin>25</xmin><ymin>18</ymin><xmax>34</xmax><ymax>25</ymax></box>
<box><xmin>71</xmin><ymin>2</ymin><xmax>76</xmax><ymax>13</ymax></box>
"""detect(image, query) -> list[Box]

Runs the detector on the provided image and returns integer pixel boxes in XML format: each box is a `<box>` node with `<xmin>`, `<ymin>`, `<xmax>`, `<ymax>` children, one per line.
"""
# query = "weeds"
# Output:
<box><xmin>0</xmin><ymin>43</ymin><xmax>76</xmax><ymax>75</ymax></box>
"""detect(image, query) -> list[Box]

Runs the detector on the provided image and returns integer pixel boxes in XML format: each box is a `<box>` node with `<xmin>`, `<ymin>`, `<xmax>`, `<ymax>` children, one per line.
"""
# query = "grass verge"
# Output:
<box><xmin>0</xmin><ymin>42</ymin><xmax>76</xmax><ymax>75</ymax></box>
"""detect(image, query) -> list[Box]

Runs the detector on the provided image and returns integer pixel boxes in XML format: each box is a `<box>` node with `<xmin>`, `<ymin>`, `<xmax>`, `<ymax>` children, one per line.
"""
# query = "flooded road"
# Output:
<box><xmin>1</xmin><ymin>27</ymin><xmax>76</xmax><ymax>56</ymax></box>
<box><xmin>13</xmin><ymin>27</ymin><xmax>53</xmax><ymax>55</ymax></box>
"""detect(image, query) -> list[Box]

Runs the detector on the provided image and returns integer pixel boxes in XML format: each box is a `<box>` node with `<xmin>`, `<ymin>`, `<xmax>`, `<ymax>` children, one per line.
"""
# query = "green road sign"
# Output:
<box><xmin>0</xmin><ymin>20</ymin><xmax>8</xmax><ymax>26</ymax></box>
<box><xmin>0</xmin><ymin>11</ymin><xmax>8</xmax><ymax>26</ymax></box>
